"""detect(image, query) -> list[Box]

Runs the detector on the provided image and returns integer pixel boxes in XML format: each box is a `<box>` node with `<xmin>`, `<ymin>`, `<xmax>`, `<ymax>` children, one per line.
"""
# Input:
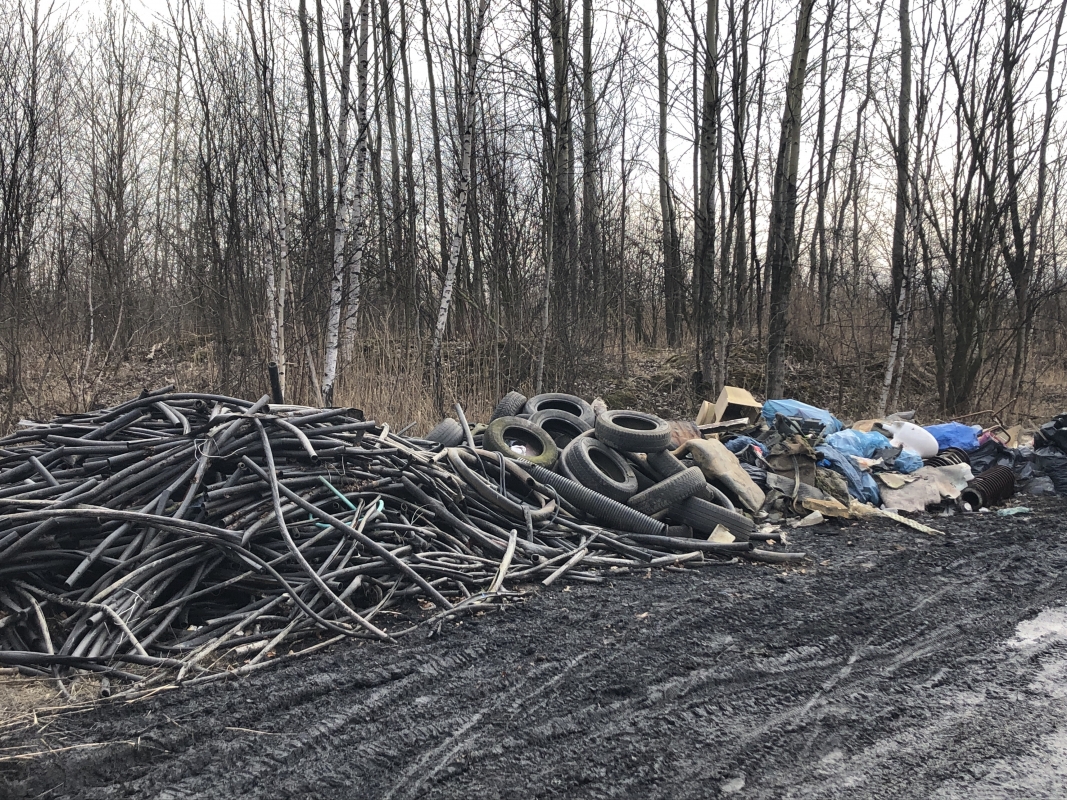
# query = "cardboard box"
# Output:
<box><xmin>695</xmin><ymin>400</ymin><xmax>716</xmax><ymax>426</ymax></box>
<box><xmin>712</xmin><ymin>386</ymin><xmax>762</xmax><ymax>425</ymax></box>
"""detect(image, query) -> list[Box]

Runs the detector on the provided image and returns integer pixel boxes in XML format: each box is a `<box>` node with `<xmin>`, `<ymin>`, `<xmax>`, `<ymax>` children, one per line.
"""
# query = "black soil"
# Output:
<box><xmin>4</xmin><ymin>499</ymin><xmax>1067</xmax><ymax>799</ymax></box>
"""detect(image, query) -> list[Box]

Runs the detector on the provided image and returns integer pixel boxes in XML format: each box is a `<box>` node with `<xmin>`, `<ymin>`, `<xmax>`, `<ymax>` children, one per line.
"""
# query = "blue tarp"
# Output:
<box><xmin>816</xmin><ymin>445</ymin><xmax>881</xmax><ymax>505</ymax></box>
<box><xmin>825</xmin><ymin>429</ymin><xmax>891</xmax><ymax>459</ymax></box>
<box><xmin>761</xmin><ymin>399</ymin><xmax>843</xmax><ymax>433</ymax></box>
<box><xmin>923</xmin><ymin>422</ymin><xmax>980</xmax><ymax>452</ymax></box>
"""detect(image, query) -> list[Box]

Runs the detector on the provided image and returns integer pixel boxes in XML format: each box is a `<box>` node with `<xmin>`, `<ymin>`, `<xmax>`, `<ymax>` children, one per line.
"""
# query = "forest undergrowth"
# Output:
<box><xmin>3</xmin><ymin>318</ymin><xmax>1063</xmax><ymax>438</ymax></box>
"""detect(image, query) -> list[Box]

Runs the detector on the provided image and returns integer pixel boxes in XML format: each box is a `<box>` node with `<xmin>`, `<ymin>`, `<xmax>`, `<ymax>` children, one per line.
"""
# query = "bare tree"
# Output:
<box><xmin>694</xmin><ymin>0</ymin><xmax>719</xmax><ymax>383</ymax></box>
<box><xmin>430</xmin><ymin>0</ymin><xmax>490</xmax><ymax>411</ymax></box>
<box><xmin>658</xmin><ymin>0</ymin><xmax>684</xmax><ymax>347</ymax></box>
<box><xmin>765</xmin><ymin>0</ymin><xmax>815</xmax><ymax>399</ymax></box>
<box><xmin>877</xmin><ymin>0</ymin><xmax>912</xmax><ymax>416</ymax></box>
<box><xmin>322</xmin><ymin>0</ymin><xmax>362</xmax><ymax>405</ymax></box>
<box><xmin>243</xmin><ymin>0</ymin><xmax>293</xmax><ymax>395</ymax></box>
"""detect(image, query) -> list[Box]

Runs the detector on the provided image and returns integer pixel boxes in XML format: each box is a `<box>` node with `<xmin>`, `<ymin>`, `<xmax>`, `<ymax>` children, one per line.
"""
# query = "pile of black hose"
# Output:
<box><xmin>0</xmin><ymin>388</ymin><xmax>787</xmax><ymax>698</ymax></box>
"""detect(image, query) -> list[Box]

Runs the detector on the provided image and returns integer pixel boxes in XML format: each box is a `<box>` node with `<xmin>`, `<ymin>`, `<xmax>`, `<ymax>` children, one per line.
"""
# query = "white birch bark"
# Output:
<box><xmin>321</xmin><ymin>0</ymin><xmax>358</xmax><ymax>406</ymax></box>
<box><xmin>877</xmin><ymin>0</ymin><xmax>912</xmax><ymax>416</ymax></box>
<box><xmin>430</xmin><ymin>0</ymin><xmax>491</xmax><ymax>397</ymax></box>
<box><xmin>341</xmin><ymin>0</ymin><xmax>371</xmax><ymax>357</ymax></box>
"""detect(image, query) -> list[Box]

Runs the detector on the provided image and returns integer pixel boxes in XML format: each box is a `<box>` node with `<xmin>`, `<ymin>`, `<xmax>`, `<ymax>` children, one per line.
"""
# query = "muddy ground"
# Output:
<box><xmin>3</xmin><ymin>498</ymin><xmax>1067</xmax><ymax>799</ymax></box>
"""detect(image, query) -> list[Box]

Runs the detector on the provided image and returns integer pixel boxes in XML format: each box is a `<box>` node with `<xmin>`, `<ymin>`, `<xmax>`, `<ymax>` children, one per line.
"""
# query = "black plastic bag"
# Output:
<box><xmin>1034</xmin><ymin>447</ymin><xmax>1067</xmax><ymax>495</ymax></box>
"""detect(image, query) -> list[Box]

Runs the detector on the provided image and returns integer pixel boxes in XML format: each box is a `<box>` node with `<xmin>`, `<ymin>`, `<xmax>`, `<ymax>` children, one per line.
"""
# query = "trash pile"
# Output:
<box><xmin>0</xmin><ymin>388</ymin><xmax>790</xmax><ymax>695</ymax></box>
<box><xmin>0</xmin><ymin>384</ymin><xmax>1057</xmax><ymax>694</ymax></box>
<box><xmin>458</xmin><ymin>386</ymin><xmax>1058</xmax><ymax>534</ymax></box>
<box><xmin>679</xmin><ymin>388</ymin><xmax>1059</xmax><ymax>522</ymax></box>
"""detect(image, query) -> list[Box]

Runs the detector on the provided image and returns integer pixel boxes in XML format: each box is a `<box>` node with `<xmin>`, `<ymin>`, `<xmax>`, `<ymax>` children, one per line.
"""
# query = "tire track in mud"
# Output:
<box><xmin>3</xmin><ymin>500</ymin><xmax>1067</xmax><ymax>799</ymax></box>
<box><xmin>381</xmin><ymin>648</ymin><xmax>600</xmax><ymax>800</ymax></box>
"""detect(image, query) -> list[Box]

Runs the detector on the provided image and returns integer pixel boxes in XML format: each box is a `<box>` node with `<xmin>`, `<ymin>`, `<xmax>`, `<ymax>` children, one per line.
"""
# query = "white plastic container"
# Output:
<box><xmin>881</xmin><ymin>420</ymin><xmax>939</xmax><ymax>458</ymax></box>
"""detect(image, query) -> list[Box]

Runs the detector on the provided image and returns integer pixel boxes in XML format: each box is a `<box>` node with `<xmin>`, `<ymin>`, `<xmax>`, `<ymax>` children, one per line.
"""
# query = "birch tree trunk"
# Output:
<box><xmin>878</xmin><ymin>0</ymin><xmax>912</xmax><ymax>416</ymax></box>
<box><xmin>430</xmin><ymin>0</ymin><xmax>491</xmax><ymax>411</ymax></box>
<box><xmin>341</xmin><ymin>0</ymin><xmax>371</xmax><ymax>356</ymax></box>
<box><xmin>321</xmin><ymin>0</ymin><xmax>357</xmax><ymax>406</ymax></box>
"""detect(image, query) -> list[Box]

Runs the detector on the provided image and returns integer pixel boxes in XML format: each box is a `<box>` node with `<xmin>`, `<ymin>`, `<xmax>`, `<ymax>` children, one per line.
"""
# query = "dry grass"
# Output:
<box><xmin>3</xmin><ymin>317</ymin><xmax>1066</xmax><ymax>438</ymax></box>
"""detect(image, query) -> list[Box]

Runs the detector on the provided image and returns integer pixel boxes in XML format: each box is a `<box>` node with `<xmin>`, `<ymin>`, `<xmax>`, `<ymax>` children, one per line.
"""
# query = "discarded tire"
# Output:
<box><xmin>628</xmin><ymin>458</ymin><xmax>658</xmax><ymax>492</ymax></box>
<box><xmin>556</xmin><ymin>453</ymin><xmax>579</xmax><ymax>483</ymax></box>
<box><xmin>530</xmin><ymin>409</ymin><xmax>591</xmax><ymax>448</ymax></box>
<box><xmin>647</xmin><ymin>448</ymin><xmax>734</xmax><ymax>508</ymax></box>
<box><xmin>628</xmin><ymin>467</ymin><xmax>707</xmax><ymax>515</ymax></box>
<box><xmin>562</xmin><ymin>437</ymin><xmax>639</xmax><ymax>503</ymax></box>
<box><xmin>646</xmin><ymin>447</ymin><xmax>688</xmax><ymax>479</ymax></box>
<box><xmin>484</xmin><ymin>416</ymin><xmax>559</xmax><ymax>468</ymax></box>
<box><xmin>701</xmin><ymin>482</ymin><xmax>736</xmax><ymax>511</ymax></box>
<box><xmin>425</xmin><ymin>417</ymin><xmax>464</xmax><ymax>447</ymax></box>
<box><xmin>523</xmin><ymin>393</ymin><xmax>596</xmax><ymax>427</ymax></box>
<box><xmin>595</xmin><ymin>410</ymin><xmax>672</xmax><ymax>452</ymax></box>
<box><xmin>668</xmin><ymin>496</ymin><xmax>754</xmax><ymax>540</ymax></box>
<box><xmin>490</xmin><ymin>391</ymin><xmax>528</xmax><ymax>421</ymax></box>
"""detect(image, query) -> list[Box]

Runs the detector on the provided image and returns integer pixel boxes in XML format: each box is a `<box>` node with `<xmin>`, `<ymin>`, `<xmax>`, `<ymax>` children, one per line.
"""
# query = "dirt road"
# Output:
<box><xmin>3</xmin><ymin>499</ymin><xmax>1067</xmax><ymax>799</ymax></box>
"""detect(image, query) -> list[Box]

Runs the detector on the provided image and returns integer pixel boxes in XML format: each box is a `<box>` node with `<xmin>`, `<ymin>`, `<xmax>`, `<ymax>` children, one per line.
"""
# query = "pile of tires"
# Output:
<box><xmin>453</xmin><ymin>391</ymin><xmax>755</xmax><ymax>541</ymax></box>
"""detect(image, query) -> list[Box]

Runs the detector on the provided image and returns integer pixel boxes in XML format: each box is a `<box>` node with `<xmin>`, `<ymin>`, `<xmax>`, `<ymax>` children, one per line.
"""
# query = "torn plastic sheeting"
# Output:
<box><xmin>923</xmin><ymin>422</ymin><xmax>980</xmax><ymax>452</ymax></box>
<box><xmin>824</xmin><ymin>429</ymin><xmax>891</xmax><ymax>459</ymax></box>
<box><xmin>878</xmin><ymin>464</ymin><xmax>973</xmax><ymax>514</ymax></box>
<box><xmin>970</xmin><ymin>439</ymin><xmax>1034</xmax><ymax>480</ymax></box>
<box><xmin>816</xmin><ymin>445</ymin><xmax>881</xmax><ymax>506</ymax></box>
<box><xmin>761</xmin><ymin>400</ymin><xmax>843</xmax><ymax>434</ymax></box>
<box><xmin>740</xmin><ymin>462</ymin><xmax>768</xmax><ymax>487</ymax></box>
<box><xmin>1024</xmin><ymin>476</ymin><xmax>1057</xmax><ymax>496</ymax></box>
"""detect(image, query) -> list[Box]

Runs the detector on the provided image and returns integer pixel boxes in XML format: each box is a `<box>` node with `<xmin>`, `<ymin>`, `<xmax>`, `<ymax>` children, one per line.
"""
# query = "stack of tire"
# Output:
<box><xmin>433</xmin><ymin>391</ymin><xmax>754</xmax><ymax>541</ymax></box>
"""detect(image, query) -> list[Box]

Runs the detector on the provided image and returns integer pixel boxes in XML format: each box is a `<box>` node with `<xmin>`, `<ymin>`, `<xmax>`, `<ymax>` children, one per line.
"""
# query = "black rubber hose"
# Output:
<box><xmin>243</xmin><ymin>441</ymin><xmax>453</xmax><ymax>613</ymax></box>
<box><xmin>619</xmin><ymin>533</ymin><xmax>753</xmax><ymax>553</ymax></box>
<box><xmin>268</xmin><ymin>362</ymin><xmax>285</xmax><ymax>405</ymax></box>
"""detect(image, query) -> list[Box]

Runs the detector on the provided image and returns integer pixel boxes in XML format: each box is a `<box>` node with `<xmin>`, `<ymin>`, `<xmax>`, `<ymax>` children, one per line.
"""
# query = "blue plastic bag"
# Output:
<box><xmin>761</xmin><ymin>399</ymin><xmax>843</xmax><ymax>433</ymax></box>
<box><xmin>825</xmin><ymin>429</ymin><xmax>891</xmax><ymax>459</ymax></box>
<box><xmin>892</xmin><ymin>449</ymin><xmax>924</xmax><ymax>474</ymax></box>
<box><xmin>923</xmin><ymin>422</ymin><xmax>980</xmax><ymax>452</ymax></box>
<box><xmin>816</xmin><ymin>445</ymin><xmax>881</xmax><ymax>505</ymax></box>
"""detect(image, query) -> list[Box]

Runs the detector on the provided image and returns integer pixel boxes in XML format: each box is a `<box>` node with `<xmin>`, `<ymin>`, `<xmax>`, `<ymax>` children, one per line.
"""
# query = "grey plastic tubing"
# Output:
<box><xmin>517</xmin><ymin>460</ymin><xmax>667</xmax><ymax>535</ymax></box>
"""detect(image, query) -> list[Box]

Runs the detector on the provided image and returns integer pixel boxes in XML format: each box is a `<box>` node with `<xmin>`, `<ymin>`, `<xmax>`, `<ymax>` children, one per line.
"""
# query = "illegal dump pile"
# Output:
<box><xmin>712</xmin><ymin>393</ymin><xmax>1059</xmax><ymax>521</ymax></box>
<box><xmin>0</xmin><ymin>385</ymin><xmax>1057</xmax><ymax>699</ymax></box>
<box><xmin>0</xmin><ymin>388</ymin><xmax>779</xmax><ymax>697</ymax></box>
